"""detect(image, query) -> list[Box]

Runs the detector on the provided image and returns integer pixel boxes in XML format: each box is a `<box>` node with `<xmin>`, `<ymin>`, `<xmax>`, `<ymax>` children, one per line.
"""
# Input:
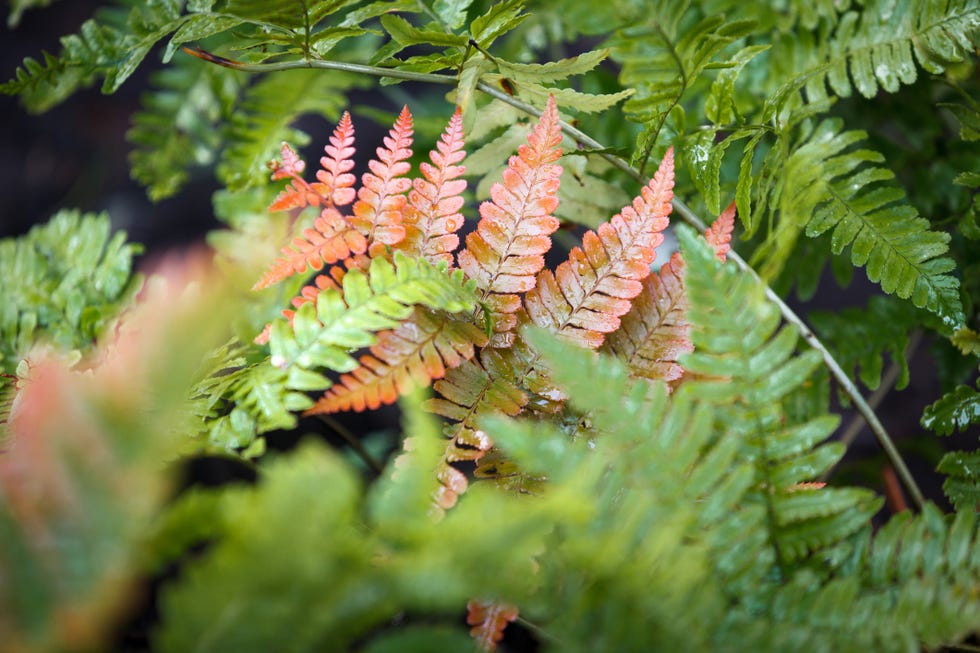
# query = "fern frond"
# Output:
<box><xmin>602</xmin><ymin>251</ymin><xmax>691</xmax><ymax>383</ymax></box>
<box><xmin>678</xmin><ymin>226</ymin><xmax>882</xmax><ymax>563</ymax></box>
<box><xmin>396</xmin><ymin>107</ymin><xmax>467</xmax><ymax>265</ymax></box>
<box><xmin>269</xmin><ymin>112</ymin><xmax>358</xmax><ymax>212</ymax></box>
<box><xmin>795</xmin><ymin>0</ymin><xmax>980</xmax><ymax>103</ymax></box>
<box><xmin>523</xmin><ymin>147</ymin><xmax>674</xmax><ymax>349</ymax></box>
<box><xmin>612</xmin><ymin>3</ymin><xmax>755</xmax><ymax>170</ymax></box>
<box><xmin>252</xmin><ymin>209</ymin><xmax>367</xmax><ymax>290</ymax></box>
<box><xmin>457</xmin><ymin>95</ymin><xmax>563</xmax><ymax>348</ymax></box>
<box><xmin>704</xmin><ymin>201</ymin><xmax>736</xmax><ymax>261</ymax></box>
<box><xmin>0</xmin><ymin>210</ymin><xmax>140</xmax><ymax>374</ymax></box>
<box><xmin>809</xmin><ymin>296</ymin><xmax>921</xmax><ymax>393</ymax></box>
<box><xmin>351</xmin><ymin>105</ymin><xmax>414</xmax><ymax>252</ymax></box>
<box><xmin>128</xmin><ymin>55</ymin><xmax>244</xmax><ymax>200</ymax></box>
<box><xmin>937</xmin><ymin>450</ymin><xmax>980</xmax><ymax>510</ymax></box>
<box><xmin>922</xmin><ymin>383</ymin><xmax>980</xmax><ymax>436</ymax></box>
<box><xmin>308</xmin><ymin>308</ymin><xmax>487</xmax><ymax>414</ymax></box>
<box><xmin>602</xmin><ymin>203</ymin><xmax>733</xmax><ymax>383</ymax></box>
<box><xmin>269</xmin><ymin>252</ymin><xmax>479</xmax><ymax>376</ymax></box>
<box><xmin>466</xmin><ymin>600</ymin><xmax>519</xmax><ymax>652</ymax></box>
<box><xmin>1</xmin><ymin>1</ymin><xmax>187</xmax><ymax>112</ymax></box>
<box><xmin>218</xmin><ymin>68</ymin><xmax>361</xmax><ymax>190</ymax></box>
<box><xmin>779</xmin><ymin>119</ymin><xmax>963</xmax><ymax>327</ymax></box>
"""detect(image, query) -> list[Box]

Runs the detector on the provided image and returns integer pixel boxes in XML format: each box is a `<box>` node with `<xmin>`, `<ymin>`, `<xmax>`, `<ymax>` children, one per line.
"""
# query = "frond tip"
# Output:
<box><xmin>524</xmin><ymin>147</ymin><xmax>674</xmax><ymax>349</ymax></box>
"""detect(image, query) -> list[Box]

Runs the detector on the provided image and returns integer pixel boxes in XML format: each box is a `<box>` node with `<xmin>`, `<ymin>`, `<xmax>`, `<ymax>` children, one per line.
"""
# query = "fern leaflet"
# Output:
<box><xmin>457</xmin><ymin>94</ymin><xmax>563</xmax><ymax>348</ymax></box>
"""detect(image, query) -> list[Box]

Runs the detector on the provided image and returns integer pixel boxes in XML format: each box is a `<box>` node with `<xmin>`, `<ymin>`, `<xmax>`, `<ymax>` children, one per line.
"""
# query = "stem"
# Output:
<box><xmin>315</xmin><ymin>415</ymin><xmax>385</xmax><ymax>476</ymax></box>
<box><xmin>185</xmin><ymin>48</ymin><xmax>926</xmax><ymax>510</ymax></box>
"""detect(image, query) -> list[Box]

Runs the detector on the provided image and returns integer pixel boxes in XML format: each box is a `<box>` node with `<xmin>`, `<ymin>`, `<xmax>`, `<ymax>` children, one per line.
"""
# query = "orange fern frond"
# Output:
<box><xmin>603</xmin><ymin>251</ymin><xmax>691</xmax><ymax>382</ymax></box>
<box><xmin>351</xmin><ymin>105</ymin><xmax>414</xmax><ymax>253</ymax></box>
<box><xmin>466</xmin><ymin>600</ymin><xmax>519</xmax><ymax>652</ymax></box>
<box><xmin>603</xmin><ymin>201</ymin><xmax>736</xmax><ymax>383</ymax></box>
<box><xmin>705</xmin><ymin>201</ymin><xmax>735</xmax><ymax>262</ymax></box>
<box><xmin>268</xmin><ymin>113</ymin><xmax>358</xmax><ymax>212</ymax></box>
<box><xmin>523</xmin><ymin>147</ymin><xmax>675</xmax><ymax>349</ymax></box>
<box><xmin>311</xmin><ymin>111</ymin><xmax>357</xmax><ymax>207</ymax></box>
<box><xmin>397</xmin><ymin>108</ymin><xmax>467</xmax><ymax>265</ymax></box>
<box><xmin>457</xmin><ymin>95</ymin><xmax>563</xmax><ymax>348</ymax></box>
<box><xmin>252</xmin><ymin>208</ymin><xmax>368</xmax><ymax>290</ymax></box>
<box><xmin>307</xmin><ymin>308</ymin><xmax>488</xmax><ymax>414</ymax></box>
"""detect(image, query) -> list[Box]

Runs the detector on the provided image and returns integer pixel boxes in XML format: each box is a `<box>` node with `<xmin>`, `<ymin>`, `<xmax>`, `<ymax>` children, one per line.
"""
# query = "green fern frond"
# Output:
<box><xmin>677</xmin><ymin>226</ymin><xmax>882</xmax><ymax>564</ymax></box>
<box><xmin>793</xmin><ymin>0</ymin><xmax>980</xmax><ymax>103</ymax></box>
<box><xmin>809</xmin><ymin>296</ymin><xmax>921</xmax><ymax>393</ymax></box>
<box><xmin>922</xmin><ymin>383</ymin><xmax>980</xmax><ymax>437</ymax></box>
<box><xmin>1</xmin><ymin>0</ymin><xmax>187</xmax><ymax>112</ymax></box>
<box><xmin>217</xmin><ymin>68</ymin><xmax>363</xmax><ymax>190</ymax></box>
<box><xmin>268</xmin><ymin>252</ymin><xmax>479</xmax><ymax>374</ymax></box>
<box><xmin>771</xmin><ymin>119</ymin><xmax>963</xmax><ymax>328</ymax></box>
<box><xmin>0</xmin><ymin>210</ymin><xmax>140</xmax><ymax>375</ymax></box>
<box><xmin>611</xmin><ymin>1</ymin><xmax>755</xmax><ymax>170</ymax></box>
<box><xmin>128</xmin><ymin>54</ymin><xmax>244</xmax><ymax>200</ymax></box>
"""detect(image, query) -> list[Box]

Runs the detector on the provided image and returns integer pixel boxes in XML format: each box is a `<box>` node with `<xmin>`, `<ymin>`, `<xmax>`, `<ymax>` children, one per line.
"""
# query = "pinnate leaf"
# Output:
<box><xmin>397</xmin><ymin>107</ymin><xmax>467</xmax><ymax>265</ymax></box>
<box><xmin>457</xmin><ymin>95</ymin><xmax>563</xmax><ymax>348</ymax></box>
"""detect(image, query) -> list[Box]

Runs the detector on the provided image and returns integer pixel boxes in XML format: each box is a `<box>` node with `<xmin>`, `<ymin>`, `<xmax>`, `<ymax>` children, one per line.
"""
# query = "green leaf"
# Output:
<box><xmin>780</xmin><ymin>119</ymin><xmax>964</xmax><ymax>328</ymax></box>
<box><xmin>495</xmin><ymin>48</ymin><xmax>610</xmax><ymax>84</ymax></box>
<box><xmin>433</xmin><ymin>0</ymin><xmax>473</xmax><ymax>30</ymax></box>
<box><xmin>470</xmin><ymin>0</ymin><xmax>526</xmax><ymax>47</ymax></box>
<box><xmin>380</xmin><ymin>13</ymin><xmax>469</xmax><ymax>47</ymax></box>
<box><xmin>128</xmin><ymin>54</ymin><xmax>244</xmax><ymax>200</ymax></box>
<box><xmin>922</xmin><ymin>383</ymin><xmax>980</xmax><ymax>436</ymax></box>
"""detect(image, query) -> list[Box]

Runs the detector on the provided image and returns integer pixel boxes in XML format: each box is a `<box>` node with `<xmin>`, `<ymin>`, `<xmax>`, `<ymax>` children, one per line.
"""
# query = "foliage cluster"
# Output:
<box><xmin>2</xmin><ymin>0</ymin><xmax>980</xmax><ymax>651</ymax></box>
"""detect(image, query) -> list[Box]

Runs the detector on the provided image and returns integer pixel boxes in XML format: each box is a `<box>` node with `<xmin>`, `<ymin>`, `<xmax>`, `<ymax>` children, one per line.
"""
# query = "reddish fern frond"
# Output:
<box><xmin>311</xmin><ymin>111</ymin><xmax>357</xmax><ymax>207</ymax></box>
<box><xmin>467</xmin><ymin>600</ymin><xmax>519</xmax><ymax>652</ymax></box>
<box><xmin>523</xmin><ymin>147</ymin><xmax>675</xmax><ymax>349</ymax></box>
<box><xmin>603</xmin><ymin>252</ymin><xmax>691</xmax><ymax>382</ymax></box>
<box><xmin>307</xmin><ymin>308</ymin><xmax>488</xmax><ymax>414</ymax></box>
<box><xmin>603</xmin><ymin>201</ymin><xmax>736</xmax><ymax>383</ymax></box>
<box><xmin>457</xmin><ymin>95</ymin><xmax>563</xmax><ymax>348</ymax></box>
<box><xmin>397</xmin><ymin>108</ymin><xmax>467</xmax><ymax>265</ymax></box>
<box><xmin>252</xmin><ymin>208</ymin><xmax>369</xmax><ymax>290</ymax></box>
<box><xmin>268</xmin><ymin>143</ymin><xmax>317</xmax><ymax>212</ymax></box>
<box><xmin>268</xmin><ymin>114</ymin><xmax>357</xmax><ymax>213</ymax></box>
<box><xmin>705</xmin><ymin>201</ymin><xmax>736</xmax><ymax>262</ymax></box>
<box><xmin>351</xmin><ymin>105</ymin><xmax>414</xmax><ymax>252</ymax></box>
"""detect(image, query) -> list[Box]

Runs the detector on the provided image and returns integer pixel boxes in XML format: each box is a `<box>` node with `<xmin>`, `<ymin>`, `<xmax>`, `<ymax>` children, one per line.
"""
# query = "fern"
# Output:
<box><xmin>677</xmin><ymin>226</ymin><xmax>883</xmax><ymax>563</ymax></box>
<box><xmin>128</xmin><ymin>54</ymin><xmax>244</xmax><ymax>200</ymax></box>
<box><xmin>396</xmin><ymin>107</ymin><xmax>467</xmax><ymax>266</ymax></box>
<box><xmin>268</xmin><ymin>253</ymin><xmax>479</xmax><ymax>376</ymax></box>
<box><xmin>790</xmin><ymin>0</ymin><xmax>980</xmax><ymax>103</ymax></box>
<box><xmin>602</xmin><ymin>201</ymin><xmax>735</xmax><ymax>383</ymax></box>
<box><xmin>611</xmin><ymin>1</ymin><xmax>755</xmax><ymax>171</ymax></box>
<box><xmin>457</xmin><ymin>94</ymin><xmax>564</xmax><ymax>348</ymax></box>
<box><xmin>0</xmin><ymin>210</ymin><xmax>140</xmax><ymax>375</ymax></box>
<box><xmin>809</xmin><ymin>296</ymin><xmax>922</xmax><ymax>393</ymax></box>
<box><xmin>770</xmin><ymin>119</ymin><xmax>963</xmax><ymax>327</ymax></box>
<box><xmin>350</xmin><ymin>105</ymin><xmax>414</xmax><ymax>252</ymax></box>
